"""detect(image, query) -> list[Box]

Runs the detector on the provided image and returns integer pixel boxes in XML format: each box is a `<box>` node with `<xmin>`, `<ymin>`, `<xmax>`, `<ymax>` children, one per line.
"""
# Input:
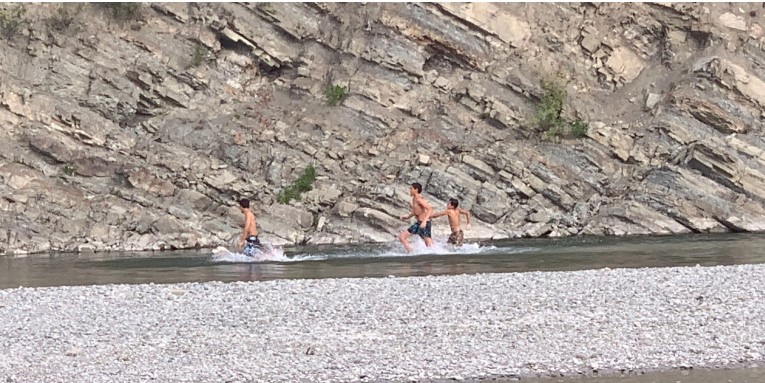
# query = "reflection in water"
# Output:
<box><xmin>3</xmin><ymin>233</ymin><xmax>765</xmax><ymax>289</ymax></box>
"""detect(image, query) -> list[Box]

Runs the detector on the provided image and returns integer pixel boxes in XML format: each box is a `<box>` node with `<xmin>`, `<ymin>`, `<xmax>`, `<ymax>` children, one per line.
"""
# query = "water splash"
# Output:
<box><xmin>209</xmin><ymin>238</ymin><xmax>530</xmax><ymax>264</ymax></box>
<box><xmin>212</xmin><ymin>245</ymin><xmax>286</xmax><ymax>263</ymax></box>
<box><xmin>375</xmin><ymin>239</ymin><xmax>501</xmax><ymax>257</ymax></box>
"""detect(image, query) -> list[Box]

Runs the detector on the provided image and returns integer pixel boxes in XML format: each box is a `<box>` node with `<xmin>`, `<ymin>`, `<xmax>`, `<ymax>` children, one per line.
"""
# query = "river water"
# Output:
<box><xmin>3</xmin><ymin>233</ymin><xmax>765</xmax><ymax>289</ymax></box>
<box><xmin>3</xmin><ymin>233</ymin><xmax>765</xmax><ymax>382</ymax></box>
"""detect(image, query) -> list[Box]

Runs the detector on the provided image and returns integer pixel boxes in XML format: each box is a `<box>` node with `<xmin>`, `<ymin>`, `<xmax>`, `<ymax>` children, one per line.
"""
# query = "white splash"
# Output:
<box><xmin>209</xmin><ymin>238</ymin><xmax>527</xmax><ymax>264</ymax></box>
<box><xmin>377</xmin><ymin>239</ymin><xmax>499</xmax><ymax>257</ymax></box>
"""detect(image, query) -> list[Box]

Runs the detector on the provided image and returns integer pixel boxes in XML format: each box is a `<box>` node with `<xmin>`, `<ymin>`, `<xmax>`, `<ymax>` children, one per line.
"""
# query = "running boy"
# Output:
<box><xmin>237</xmin><ymin>198</ymin><xmax>262</xmax><ymax>256</ymax></box>
<box><xmin>430</xmin><ymin>198</ymin><xmax>471</xmax><ymax>247</ymax></box>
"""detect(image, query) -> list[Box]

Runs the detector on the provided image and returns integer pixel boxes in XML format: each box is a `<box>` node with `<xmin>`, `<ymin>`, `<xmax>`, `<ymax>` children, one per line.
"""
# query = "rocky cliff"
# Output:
<box><xmin>3</xmin><ymin>2</ymin><xmax>765</xmax><ymax>254</ymax></box>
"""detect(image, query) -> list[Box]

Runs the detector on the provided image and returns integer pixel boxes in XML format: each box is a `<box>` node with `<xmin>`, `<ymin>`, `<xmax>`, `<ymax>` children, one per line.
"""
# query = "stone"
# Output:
<box><xmin>127</xmin><ymin>168</ymin><xmax>176</xmax><ymax>197</ymax></box>
<box><xmin>336</xmin><ymin>200</ymin><xmax>359</xmax><ymax>218</ymax></box>
<box><xmin>605</xmin><ymin>47</ymin><xmax>645</xmax><ymax>83</ymax></box>
<box><xmin>0</xmin><ymin>164</ymin><xmax>40</xmax><ymax>190</ymax></box>
<box><xmin>316</xmin><ymin>216</ymin><xmax>326</xmax><ymax>231</ymax></box>
<box><xmin>205</xmin><ymin>170</ymin><xmax>239</xmax><ymax>189</ymax></box>
<box><xmin>302</xmin><ymin>186</ymin><xmax>343</xmax><ymax>206</ymax></box>
<box><xmin>580</xmin><ymin>34</ymin><xmax>600</xmax><ymax>53</ymax></box>
<box><xmin>528</xmin><ymin>211</ymin><xmax>549</xmax><ymax>223</ymax></box>
<box><xmin>749</xmin><ymin>24</ymin><xmax>764</xmax><ymax>40</ymax></box>
<box><xmin>417</xmin><ymin>154</ymin><xmax>431</xmax><ymax>165</ymax></box>
<box><xmin>718</xmin><ymin>12</ymin><xmax>747</xmax><ymax>31</ymax></box>
<box><xmin>462</xmin><ymin>155</ymin><xmax>495</xmax><ymax>182</ymax></box>
<box><xmin>440</xmin><ymin>3</ymin><xmax>531</xmax><ymax>48</ymax></box>
<box><xmin>645</xmin><ymin>93</ymin><xmax>662</xmax><ymax>110</ymax></box>
<box><xmin>72</xmin><ymin>157</ymin><xmax>118</xmax><ymax>177</ymax></box>
<box><xmin>268</xmin><ymin>204</ymin><xmax>314</xmax><ymax>230</ymax></box>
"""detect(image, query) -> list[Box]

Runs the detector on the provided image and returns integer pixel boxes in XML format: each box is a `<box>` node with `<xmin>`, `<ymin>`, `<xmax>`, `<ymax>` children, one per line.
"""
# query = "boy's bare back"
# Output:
<box><xmin>445</xmin><ymin>209</ymin><xmax>462</xmax><ymax>232</ymax></box>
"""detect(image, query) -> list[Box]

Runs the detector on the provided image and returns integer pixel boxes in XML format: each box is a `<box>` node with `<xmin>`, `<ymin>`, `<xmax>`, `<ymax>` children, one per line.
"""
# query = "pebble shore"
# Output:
<box><xmin>1</xmin><ymin>264</ymin><xmax>764</xmax><ymax>383</ymax></box>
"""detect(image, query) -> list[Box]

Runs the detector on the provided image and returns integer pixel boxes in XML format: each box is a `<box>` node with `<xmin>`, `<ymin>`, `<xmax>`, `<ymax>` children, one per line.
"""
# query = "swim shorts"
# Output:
<box><xmin>447</xmin><ymin>230</ymin><xmax>464</xmax><ymax>246</ymax></box>
<box><xmin>407</xmin><ymin>221</ymin><xmax>432</xmax><ymax>239</ymax></box>
<box><xmin>243</xmin><ymin>235</ymin><xmax>262</xmax><ymax>257</ymax></box>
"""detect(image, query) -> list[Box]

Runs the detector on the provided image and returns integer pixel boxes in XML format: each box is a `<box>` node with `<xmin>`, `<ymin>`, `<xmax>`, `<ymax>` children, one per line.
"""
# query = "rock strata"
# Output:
<box><xmin>3</xmin><ymin>3</ymin><xmax>765</xmax><ymax>253</ymax></box>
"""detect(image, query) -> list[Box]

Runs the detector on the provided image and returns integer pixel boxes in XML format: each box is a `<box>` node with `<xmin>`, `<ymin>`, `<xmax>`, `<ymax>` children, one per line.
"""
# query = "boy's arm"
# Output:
<box><xmin>430</xmin><ymin>210</ymin><xmax>447</xmax><ymax>219</ymax></box>
<box><xmin>399</xmin><ymin>212</ymin><xmax>414</xmax><ymax>221</ymax></box>
<box><xmin>461</xmin><ymin>209</ymin><xmax>472</xmax><ymax>229</ymax></box>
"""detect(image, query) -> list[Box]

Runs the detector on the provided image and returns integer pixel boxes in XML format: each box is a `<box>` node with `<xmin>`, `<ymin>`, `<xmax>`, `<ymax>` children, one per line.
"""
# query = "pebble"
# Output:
<box><xmin>0</xmin><ymin>265</ymin><xmax>764</xmax><ymax>382</ymax></box>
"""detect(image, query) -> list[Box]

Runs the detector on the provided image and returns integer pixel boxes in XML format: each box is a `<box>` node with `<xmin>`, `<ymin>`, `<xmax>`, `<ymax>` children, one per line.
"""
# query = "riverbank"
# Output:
<box><xmin>1</xmin><ymin>264</ymin><xmax>764</xmax><ymax>382</ymax></box>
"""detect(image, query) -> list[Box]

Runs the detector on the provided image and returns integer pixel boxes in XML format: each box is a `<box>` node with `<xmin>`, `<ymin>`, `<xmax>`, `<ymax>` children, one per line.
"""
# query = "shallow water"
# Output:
<box><xmin>3</xmin><ymin>233</ymin><xmax>765</xmax><ymax>289</ymax></box>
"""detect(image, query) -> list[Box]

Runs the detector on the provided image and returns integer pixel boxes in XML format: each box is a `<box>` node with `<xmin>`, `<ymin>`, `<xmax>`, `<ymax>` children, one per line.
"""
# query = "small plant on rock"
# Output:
<box><xmin>534</xmin><ymin>76</ymin><xmax>590</xmax><ymax>141</ymax></box>
<box><xmin>63</xmin><ymin>163</ymin><xmax>75</xmax><ymax>176</ymax></box>
<box><xmin>189</xmin><ymin>43</ymin><xmax>206</xmax><ymax>68</ymax></box>
<box><xmin>324</xmin><ymin>84</ymin><xmax>347</xmax><ymax>107</ymax></box>
<box><xmin>535</xmin><ymin>77</ymin><xmax>566</xmax><ymax>132</ymax></box>
<box><xmin>98</xmin><ymin>2</ymin><xmax>142</xmax><ymax>23</ymax></box>
<box><xmin>47</xmin><ymin>4</ymin><xmax>80</xmax><ymax>32</ymax></box>
<box><xmin>277</xmin><ymin>165</ymin><xmax>316</xmax><ymax>204</ymax></box>
<box><xmin>570</xmin><ymin>119</ymin><xmax>589</xmax><ymax>138</ymax></box>
<box><xmin>0</xmin><ymin>5</ymin><xmax>26</xmax><ymax>39</ymax></box>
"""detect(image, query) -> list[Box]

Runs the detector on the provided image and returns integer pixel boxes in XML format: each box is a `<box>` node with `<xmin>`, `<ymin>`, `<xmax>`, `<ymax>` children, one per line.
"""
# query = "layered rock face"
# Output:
<box><xmin>2</xmin><ymin>3</ymin><xmax>765</xmax><ymax>254</ymax></box>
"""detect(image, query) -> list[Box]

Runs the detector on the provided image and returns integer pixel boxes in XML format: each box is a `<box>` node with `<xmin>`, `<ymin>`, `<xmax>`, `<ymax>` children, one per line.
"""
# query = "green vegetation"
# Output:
<box><xmin>47</xmin><ymin>5</ymin><xmax>80</xmax><ymax>32</ymax></box>
<box><xmin>63</xmin><ymin>163</ymin><xmax>75</xmax><ymax>176</ymax></box>
<box><xmin>0</xmin><ymin>5</ymin><xmax>26</xmax><ymax>39</ymax></box>
<box><xmin>277</xmin><ymin>165</ymin><xmax>316</xmax><ymax>204</ymax></box>
<box><xmin>535</xmin><ymin>78</ymin><xmax>566</xmax><ymax>132</ymax></box>
<box><xmin>98</xmin><ymin>2</ymin><xmax>142</xmax><ymax>22</ymax></box>
<box><xmin>233</xmin><ymin>112</ymin><xmax>241</xmax><ymax>120</ymax></box>
<box><xmin>534</xmin><ymin>77</ymin><xmax>589</xmax><ymax>140</ymax></box>
<box><xmin>189</xmin><ymin>43</ymin><xmax>206</xmax><ymax>68</ymax></box>
<box><xmin>570</xmin><ymin>118</ymin><xmax>589</xmax><ymax>138</ymax></box>
<box><xmin>324</xmin><ymin>84</ymin><xmax>347</xmax><ymax>107</ymax></box>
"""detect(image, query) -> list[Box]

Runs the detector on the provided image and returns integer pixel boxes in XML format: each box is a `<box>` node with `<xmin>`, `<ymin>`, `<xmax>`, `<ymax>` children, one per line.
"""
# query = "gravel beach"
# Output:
<box><xmin>1</xmin><ymin>264</ymin><xmax>764</xmax><ymax>383</ymax></box>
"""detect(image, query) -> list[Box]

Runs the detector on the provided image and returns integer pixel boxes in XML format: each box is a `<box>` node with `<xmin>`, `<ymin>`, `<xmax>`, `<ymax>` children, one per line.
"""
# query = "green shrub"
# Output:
<box><xmin>277</xmin><ymin>165</ymin><xmax>316</xmax><ymax>204</ymax></box>
<box><xmin>189</xmin><ymin>43</ymin><xmax>206</xmax><ymax>68</ymax></box>
<box><xmin>47</xmin><ymin>5</ymin><xmax>79</xmax><ymax>32</ymax></box>
<box><xmin>98</xmin><ymin>3</ymin><xmax>142</xmax><ymax>22</ymax></box>
<box><xmin>570</xmin><ymin>119</ymin><xmax>589</xmax><ymax>138</ymax></box>
<box><xmin>535</xmin><ymin>78</ymin><xmax>566</xmax><ymax>131</ymax></box>
<box><xmin>324</xmin><ymin>85</ymin><xmax>347</xmax><ymax>107</ymax></box>
<box><xmin>63</xmin><ymin>163</ymin><xmax>75</xmax><ymax>176</ymax></box>
<box><xmin>0</xmin><ymin>5</ymin><xmax>26</xmax><ymax>39</ymax></box>
<box><xmin>534</xmin><ymin>77</ymin><xmax>589</xmax><ymax>140</ymax></box>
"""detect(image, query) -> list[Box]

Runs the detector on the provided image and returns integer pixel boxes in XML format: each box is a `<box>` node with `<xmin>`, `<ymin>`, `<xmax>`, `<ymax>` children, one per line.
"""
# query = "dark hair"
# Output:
<box><xmin>239</xmin><ymin>198</ymin><xmax>250</xmax><ymax>208</ymax></box>
<box><xmin>411</xmin><ymin>182</ymin><xmax>422</xmax><ymax>194</ymax></box>
<box><xmin>448</xmin><ymin>198</ymin><xmax>459</xmax><ymax>208</ymax></box>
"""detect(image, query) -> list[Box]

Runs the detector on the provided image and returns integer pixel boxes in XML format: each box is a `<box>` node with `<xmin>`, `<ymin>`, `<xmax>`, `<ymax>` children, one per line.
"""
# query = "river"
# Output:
<box><xmin>2</xmin><ymin>233</ymin><xmax>765</xmax><ymax>289</ymax></box>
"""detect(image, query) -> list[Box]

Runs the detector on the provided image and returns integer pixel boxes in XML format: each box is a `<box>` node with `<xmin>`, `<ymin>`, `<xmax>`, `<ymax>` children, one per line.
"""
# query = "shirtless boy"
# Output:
<box><xmin>430</xmin><ymin>198</ymin><xmax>471</xmax><ymax>247</ymax></box>
<box><xmin>237</xmin><ymin>198</ymin><xmax>262</xmax><ymax>257</ymax></box>
<box><xmin>398</xmin><ymin>182</ymin><xmax>434</xmax><ymax>253</ymax></box>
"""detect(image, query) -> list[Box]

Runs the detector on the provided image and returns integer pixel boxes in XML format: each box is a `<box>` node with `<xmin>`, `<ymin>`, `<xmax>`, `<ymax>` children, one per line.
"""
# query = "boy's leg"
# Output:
<box><xmin>399</xmin><ymin>230</ymin><xmax>413</xmax><ymax>253</ymax></box>
<box><xmin>423</xmin><ymin>221</ymin><xmax>433</xmax><ymax>247</ymax></box>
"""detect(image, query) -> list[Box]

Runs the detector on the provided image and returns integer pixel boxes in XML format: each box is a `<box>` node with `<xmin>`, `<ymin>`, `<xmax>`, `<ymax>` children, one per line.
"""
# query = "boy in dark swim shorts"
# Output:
<box><xmin>238</xmin><ymin>199</ymin><xmax>263</xmax><ymax>257</ymax></box>
<box><xmin>243</xmin><ymin>235</ymin><xmax>262</xmax><ymax>257</ymax></box>
<box><xmin>398</xmin><ymin>182</ymin><xmax>434</xmax><ymax>253</ymax></box>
